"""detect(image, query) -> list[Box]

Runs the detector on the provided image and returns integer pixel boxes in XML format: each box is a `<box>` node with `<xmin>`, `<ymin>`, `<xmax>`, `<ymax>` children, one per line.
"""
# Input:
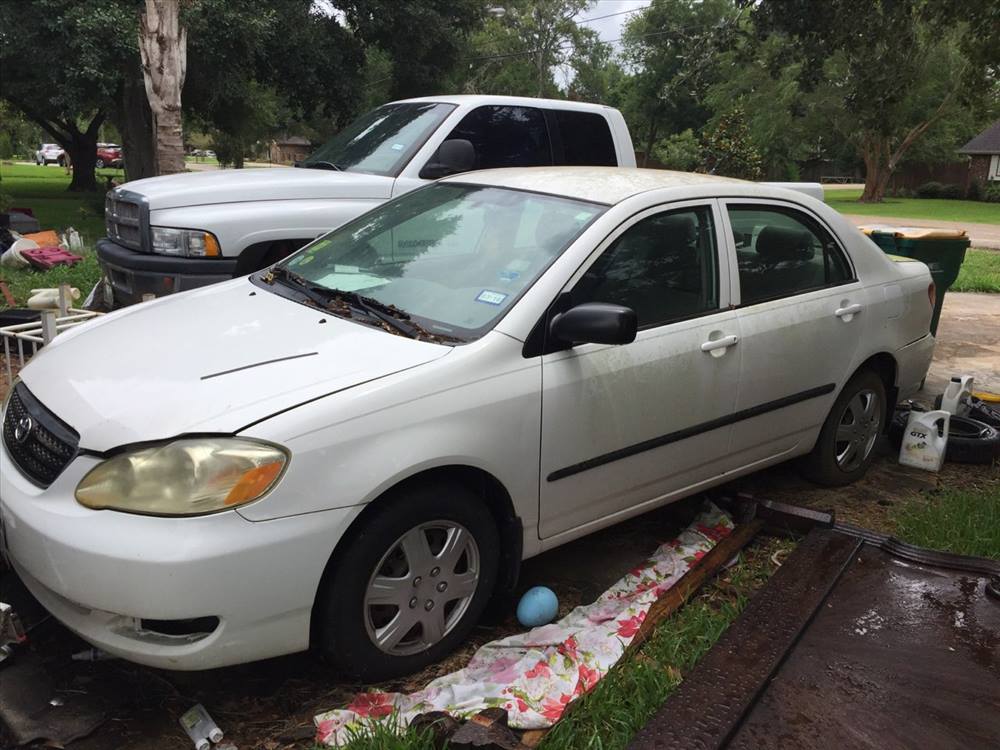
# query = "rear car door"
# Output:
<box><xmin>538</xmin><ymin>201</ymin><xmax>740</xmax><ymax>539</ymax></box>
<box><xmin>720</xmin><ymin>201</ymin><xmax>863</xmax><ymax>467</ymax></box>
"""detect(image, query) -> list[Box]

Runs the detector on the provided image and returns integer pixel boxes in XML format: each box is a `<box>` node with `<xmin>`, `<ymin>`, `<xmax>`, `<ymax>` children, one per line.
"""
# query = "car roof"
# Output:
<box><xmin>391</xmin><ymin>94</ymin><xmax>617</xmax><ymax>114</ymax></box>
<box><xmin>442</xmin><ymin>166</ymin><xmax>749</xmax><ymax>205</ymax></box>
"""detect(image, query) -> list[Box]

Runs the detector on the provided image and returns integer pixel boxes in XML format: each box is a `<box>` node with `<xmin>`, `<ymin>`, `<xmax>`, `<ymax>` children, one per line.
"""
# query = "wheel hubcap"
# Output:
<box><xmin>363</xmin><ymin>521</ymin><xmax>480</xmax><ymax>656</ymax></box>
<box><xmin>835</xmin><ymin>388</ymin><xmax>882</xmax><ymax>471</ymax></box>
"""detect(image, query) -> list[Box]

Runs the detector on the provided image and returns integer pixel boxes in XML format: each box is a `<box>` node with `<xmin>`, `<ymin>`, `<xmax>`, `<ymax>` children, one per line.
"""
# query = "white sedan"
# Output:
<box><xmin>0</xmin><ymin>168</ymin><xmax>934</xmax><ymax>678</ymax></box>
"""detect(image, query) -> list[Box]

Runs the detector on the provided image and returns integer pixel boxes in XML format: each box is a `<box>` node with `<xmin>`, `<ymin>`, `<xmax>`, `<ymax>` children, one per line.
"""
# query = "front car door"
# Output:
<box><xmin>538</xmin><ymin>200</ymin><xmax>740</xmax><ymax>540</ymax></box>
<box><xmin>720</xmin><ymin>200</ymin><xmax>863</xmax><ymax>468</ymax></box>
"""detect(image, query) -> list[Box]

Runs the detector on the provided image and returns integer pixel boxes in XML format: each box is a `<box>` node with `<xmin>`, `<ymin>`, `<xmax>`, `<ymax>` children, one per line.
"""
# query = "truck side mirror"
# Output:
<box><xmin>420</xmin><ymin>139</ymin><xmax>475</xmax><ymax>179</ymax></box>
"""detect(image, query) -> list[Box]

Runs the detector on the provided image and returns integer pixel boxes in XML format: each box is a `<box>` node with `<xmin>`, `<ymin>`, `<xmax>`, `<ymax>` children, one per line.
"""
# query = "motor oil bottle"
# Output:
<box><xmin>898</xmin><ymin>410</ymin><xmax>950</xmax><ymax>472</ymax></box>
<box><xmin>940</xmin><ymin>375</ymin><xmax>973</xmax><ymax>416</ymax></box>
<box><xmin>179</xmin><ymin>704</ymin><xmax>224</xmax><ymax>750</ymax></box>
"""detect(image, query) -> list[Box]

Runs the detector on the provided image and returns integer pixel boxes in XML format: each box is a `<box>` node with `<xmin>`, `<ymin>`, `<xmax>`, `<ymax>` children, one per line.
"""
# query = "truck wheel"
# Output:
<box><xmin>800</xmin><ymin>369</ymin><xmax>886</xmax><ymax>486</ymax></box>
<box><xmin>315</xmin><ymin>480</ymin><xmax>499</xmax><ymax>681</ymax></box>
<box><xmin>96</xmin><ymin>158</ymin><xmax>105</xmax><ymax>169</ymax></box>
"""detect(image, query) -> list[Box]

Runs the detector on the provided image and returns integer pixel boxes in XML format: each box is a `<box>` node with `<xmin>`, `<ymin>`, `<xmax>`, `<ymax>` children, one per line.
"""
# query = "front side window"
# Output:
<box><xmin>279</xmin><ymin>184</ymin><xmax>605</xmax><ymax>340</ymax></box>
<box><xmin>301</xmin><ymin>102</ymin><xmax>456</xmax><ymax>177</ymax></box>
<box><xmin>569</xmin><ymin>206</ymin><xmax>719</xmax><ymax>329</ymax></box>
<box><xmin>443</xmin><ymin>106</ymin><xmax>552</xmax><ymax>170</ymax></box>
<box><xmin>729</xmin><ymin>205</ymin><xmax>853</xmax><ymax>305</ymax></box>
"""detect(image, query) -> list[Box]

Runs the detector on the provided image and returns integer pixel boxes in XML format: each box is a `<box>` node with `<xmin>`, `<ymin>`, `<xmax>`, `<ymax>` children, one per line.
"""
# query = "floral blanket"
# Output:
<box><xmin>315</xmin><ymin>502</ymin><xmax>733</xmax><ymax>745</ymax></box>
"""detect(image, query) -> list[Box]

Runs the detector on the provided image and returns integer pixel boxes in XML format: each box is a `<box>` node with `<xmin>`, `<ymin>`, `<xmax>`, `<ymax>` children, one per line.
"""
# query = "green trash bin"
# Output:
<box><xmin>859</xmin><ymin>225</ymin><xmax>969</xmax><ymax>336</ymax></box>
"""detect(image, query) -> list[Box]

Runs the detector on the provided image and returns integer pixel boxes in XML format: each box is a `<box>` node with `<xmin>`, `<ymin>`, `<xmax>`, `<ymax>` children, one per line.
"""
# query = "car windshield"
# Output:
<box><xmin>276</xmin><ymin>183</ymin><xmax>606</xmax><ymax>341</ymax></box>
<box><xmin>299</xmin><ymin>102</ymin><xmax>456</xmax><ymax>177</ymax></box>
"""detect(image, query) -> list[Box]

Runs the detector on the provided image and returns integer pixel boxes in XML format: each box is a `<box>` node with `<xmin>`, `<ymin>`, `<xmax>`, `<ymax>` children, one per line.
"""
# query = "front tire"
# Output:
<box><xmin>316</xmin><ymin>481</ymin><xmax>499</xmax><ymax>681</ymax></box>
<box><xmin>800</xmin><ymin>369</ymin><xmax>886</xmax><ymax>486</ymax></box>
<box><xmin>95</xmin><ymin>158</ymin><xmax>105</xmax><ymax>169</ymax></box>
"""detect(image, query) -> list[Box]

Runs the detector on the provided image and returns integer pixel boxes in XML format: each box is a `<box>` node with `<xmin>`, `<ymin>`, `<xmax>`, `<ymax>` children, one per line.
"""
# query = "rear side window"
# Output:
<box><xmin>553</xmin><ymin>110</ymin><xmax>617</xmax><ymax>166</ymax></box>
<box><xmin>445</xmin><ymin>106</ymin><xmax>552</xmax><ymax>169</ymax></box>
<box><xmin>728</xmin><ymin>205</ymin><xmax>853</xmax><ymax>305</ymax></box>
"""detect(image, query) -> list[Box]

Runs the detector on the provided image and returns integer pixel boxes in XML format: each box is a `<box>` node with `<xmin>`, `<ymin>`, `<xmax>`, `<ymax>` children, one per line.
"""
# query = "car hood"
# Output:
<box><xmin>19</xmin><ymin>279</ymin><xmax>450</xmax><ymax>452</ymax></box>
<box><xmin>116</xmin><ymin>167</ymin><xmax>395</xmax><ymax>210</ymax></box>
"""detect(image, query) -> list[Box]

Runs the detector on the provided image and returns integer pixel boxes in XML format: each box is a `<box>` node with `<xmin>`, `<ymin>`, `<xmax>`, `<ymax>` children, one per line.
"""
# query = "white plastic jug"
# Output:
<box><xmin>898</xmin><ymin>410</ymin><xmax>950</xmax><ymax>472</ymax></box>
<box><xmin>940</xmin><ymin>375</ymin><xmax>973</xmax><ymax>416</ymax></box>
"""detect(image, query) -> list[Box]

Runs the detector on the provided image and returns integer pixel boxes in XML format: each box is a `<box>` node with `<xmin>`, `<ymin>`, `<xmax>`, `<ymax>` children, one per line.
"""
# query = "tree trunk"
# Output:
<box><xmin>859</xmin><ymin>134</ymin><xmax>890</xmax><ymax>203</ymax></box>
<box><xmin>114</xmin><ymin>69</ymin><xmax>156</xmax><ymax>181</ymax></box>
<box><xmin>641</xmin><ymin>119</ymin><xmax>659</xmax><ymax>168</ymax></box>
<box><xmin>139</xmin><ymin>0</ymin><xmax>187</xmax><ymax>176</ymax></box>
<box><xmin>65</xmin><ymin>132</ymin><xmax>99</xmax><ymax>192</ymax></box>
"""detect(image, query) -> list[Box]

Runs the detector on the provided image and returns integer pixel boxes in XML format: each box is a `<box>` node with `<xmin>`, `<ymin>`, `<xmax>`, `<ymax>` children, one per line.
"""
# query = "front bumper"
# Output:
<box><xmin>0</xmin><ymin>443</ymin><xmax>357</xmax><ymax>670</ymax></box>
<box><xmin>97</xmin><ymin>238</ymin><xmax>237</xmax><ymax>307</ymax></box>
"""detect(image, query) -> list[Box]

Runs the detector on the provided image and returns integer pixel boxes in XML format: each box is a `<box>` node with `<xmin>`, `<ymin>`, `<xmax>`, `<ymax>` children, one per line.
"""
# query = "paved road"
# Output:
<box><xmin>921</xmin><ymin>291</ymin><xmax>1000</xmax><ymax>396</ymax></box>
<box><xmin>844</xmin><ymin>214</ymin><xmax>1000</xmax><ymax>250</ymax></box>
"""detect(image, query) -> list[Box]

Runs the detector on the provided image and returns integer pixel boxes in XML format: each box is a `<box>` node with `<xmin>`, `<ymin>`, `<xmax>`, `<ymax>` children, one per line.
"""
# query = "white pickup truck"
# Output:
<box><xmin>98</xmin><ymin>95</ymin><xmax>637</xmax><ymax>305</ymax></box>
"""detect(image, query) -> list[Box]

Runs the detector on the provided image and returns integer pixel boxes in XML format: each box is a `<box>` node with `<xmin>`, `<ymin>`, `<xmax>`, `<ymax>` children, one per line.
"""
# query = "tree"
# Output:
<box><xmin>700</xmin><ymin>108</ymin><xmax>762</xmax><ymax>180</ymax></box>
<box><xmin>452</xmin><ymin>0</ymin><xmax>593</xmax><ymax>98</ymax></box>
<box><xmin>0</xmin><ymin>0</ymin><xmax>138</xmax><ymax>191</ymax></box>
<box><xmin>618</xmin><ymin>0</ymin><xmax>739</xmax><ymax>166</ymax></box>
<box><xmin>139</xmin><ymin>0</ymin><xmax>187</xmax><ymax>175</ymax></box>
<box><xmin>747</xmin><ymin>0</ymin><xmax>1000</xmax><ymax>202</ymax></box>
<box><xmin>338</xmin><ymin>0</ymin><xmax>484</xmax><ymax>100</ymax></box>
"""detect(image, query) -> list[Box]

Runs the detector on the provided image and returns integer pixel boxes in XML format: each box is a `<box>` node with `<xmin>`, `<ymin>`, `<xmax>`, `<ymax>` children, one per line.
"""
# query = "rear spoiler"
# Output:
<box><xmin>760</xmin><ymin>182</ymin><xmax>824</xmax><ymax>201</ymax></box>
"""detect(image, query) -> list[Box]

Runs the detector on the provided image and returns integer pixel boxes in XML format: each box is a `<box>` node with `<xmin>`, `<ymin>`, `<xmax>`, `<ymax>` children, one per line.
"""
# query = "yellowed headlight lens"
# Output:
<box><xmin>76</xmin><ymin>438</ymin><xmax>287</xmax><ymax>516</ymax></box>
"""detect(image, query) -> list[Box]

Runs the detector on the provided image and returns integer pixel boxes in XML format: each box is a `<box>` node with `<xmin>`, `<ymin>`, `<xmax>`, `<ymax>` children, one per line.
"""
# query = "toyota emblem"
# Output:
<box><xmin>13</xmin><ymin>417</ymin><xmax>33</xmax><ymax>444</ymax></box>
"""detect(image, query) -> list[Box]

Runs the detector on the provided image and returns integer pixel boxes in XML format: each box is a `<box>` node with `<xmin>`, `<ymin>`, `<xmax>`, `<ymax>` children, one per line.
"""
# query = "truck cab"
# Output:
<box><xmin>98</xmin><ymin>95</ymin><xmax>636</xmax><ymax>306</ymax></box>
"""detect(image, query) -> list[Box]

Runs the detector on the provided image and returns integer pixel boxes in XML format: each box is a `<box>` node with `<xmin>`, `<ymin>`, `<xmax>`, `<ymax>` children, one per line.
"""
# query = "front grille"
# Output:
<box><xmin>2</xmin><ymin>383</ymin><xmax>79</xmax><ymax>487</ymax></box>
<box><xmin>105</xmin><ymin>194</ymin><xmax>144</xmax><ymax>251</ymax></box>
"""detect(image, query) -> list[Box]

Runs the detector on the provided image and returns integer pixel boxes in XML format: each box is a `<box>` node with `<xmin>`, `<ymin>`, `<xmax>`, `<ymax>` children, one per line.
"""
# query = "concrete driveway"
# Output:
<box><xmin>921</xmin><ymin>291</ymin><xmax>1000</xmax><ymax>395</ymax></box>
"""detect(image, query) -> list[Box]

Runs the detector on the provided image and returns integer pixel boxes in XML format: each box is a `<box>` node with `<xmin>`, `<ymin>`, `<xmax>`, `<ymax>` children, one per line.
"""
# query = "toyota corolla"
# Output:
<box><xmin>0</xmin><ymin>168</ymin><xmax>934</xmax><ymax>679</ymax></box>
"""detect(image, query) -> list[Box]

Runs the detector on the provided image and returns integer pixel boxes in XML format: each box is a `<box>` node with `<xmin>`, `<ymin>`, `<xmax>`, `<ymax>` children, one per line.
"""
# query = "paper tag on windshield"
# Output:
<box><xmin>476</xmin><ymin>290</ymin><xmax>508</xmax><ymax>306</ymax></box>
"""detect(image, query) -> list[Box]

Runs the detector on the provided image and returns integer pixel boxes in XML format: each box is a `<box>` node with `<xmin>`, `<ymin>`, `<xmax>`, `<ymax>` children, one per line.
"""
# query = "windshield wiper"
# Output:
<box><xmin>264</xmin><ymin>267</ymin><xmax>458</xmax><ymax>343</ymax></box>
<box><xmin>300</xmin><ymin>160</ymin><xmax>342</xmax><ymax>171</ymax></box>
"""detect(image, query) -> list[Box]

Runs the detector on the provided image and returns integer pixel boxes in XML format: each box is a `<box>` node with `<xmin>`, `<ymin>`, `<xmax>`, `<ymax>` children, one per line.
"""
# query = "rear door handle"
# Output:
<box><xmin>835</xmin><ymin>303</ymin><xmax>863</xmax><ymax>320</ymax></box>
<box><xmin>701</xmin><ymin>334</ymin><xmax>739</xmax><ymax>353</ymax></box>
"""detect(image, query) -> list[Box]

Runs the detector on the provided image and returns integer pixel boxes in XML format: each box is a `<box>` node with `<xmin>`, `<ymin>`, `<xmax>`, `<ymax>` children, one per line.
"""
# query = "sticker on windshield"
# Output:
<box><xmin>391</xmin><ymin>143</ymin><xmax>405</xmax><ymax>151</ymax></box>
<box><xmin>476</xmin><ymin>290</ymin><xmax>508</xmax><ymax>306</ymax></box>
<box><xmin>499</xmin><ymin>269</ymin><xmax>520</xmax><ymax>282</ymax></box>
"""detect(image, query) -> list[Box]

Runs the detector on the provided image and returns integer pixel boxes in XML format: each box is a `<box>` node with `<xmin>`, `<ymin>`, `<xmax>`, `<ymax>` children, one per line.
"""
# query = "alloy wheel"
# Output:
<box><xmin>363</xmin><ymin>520</ymin><xmax>480</xmax><ymax>656</ymax></box>
<box><xmin>835</xmin><ymin>388</ymin><xmax>882</xmax><ymax>471</ymax></box>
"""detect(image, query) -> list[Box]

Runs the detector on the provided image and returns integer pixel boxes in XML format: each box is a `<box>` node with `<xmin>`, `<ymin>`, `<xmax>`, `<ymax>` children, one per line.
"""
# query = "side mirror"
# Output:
<box><xmin>420</xmin><ymin>139</ymin><xmax>475</xmax><ymax>179</ymax></box>
<box><xmin>550</xmin><ymin>302</ymin><xmax>637</xmax><ymax>346</ymax></box>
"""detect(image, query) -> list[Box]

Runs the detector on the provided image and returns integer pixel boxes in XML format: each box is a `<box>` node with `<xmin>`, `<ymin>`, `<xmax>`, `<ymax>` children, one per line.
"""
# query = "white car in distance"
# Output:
<box><xmin>0</xmin><ymin>167</ymin><xmax>935</xmax><ymax>678</ymax></box>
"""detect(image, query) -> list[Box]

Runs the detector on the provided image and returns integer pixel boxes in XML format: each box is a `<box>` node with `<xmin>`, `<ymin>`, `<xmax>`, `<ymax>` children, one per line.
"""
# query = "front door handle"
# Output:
<box><xmin>701</xmin><ymin>334</ymin><xmax>739</xmax><ymax>353</ymax></box>
<box><xmin>835</xmin><ymin>303</ymin><xmax>863</xmax><ymax>321</ymax></box>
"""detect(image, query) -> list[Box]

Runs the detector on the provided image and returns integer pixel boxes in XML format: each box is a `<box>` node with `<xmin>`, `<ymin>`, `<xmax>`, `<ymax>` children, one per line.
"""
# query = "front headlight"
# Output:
<box><xmin>151</xmin><ymin>226</ymin><xmax>221</xmax><ymax>257</ymax></box>
<box><xmin>76</xmin><ymin>438</ymin><xmax>287</xmax><ymax>516</ymax></box>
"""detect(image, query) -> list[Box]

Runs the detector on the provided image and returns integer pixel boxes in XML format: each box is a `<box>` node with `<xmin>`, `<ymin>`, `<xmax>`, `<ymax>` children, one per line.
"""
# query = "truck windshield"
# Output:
<box><xmin>276</xmin><ymin>183</ymin><xmax>606</xmax><ymax>341</ymax></box>
<box><xmin>300</xmin><ymin>102</ymin><xmax>456</xmax><ymax>177</ymax></box>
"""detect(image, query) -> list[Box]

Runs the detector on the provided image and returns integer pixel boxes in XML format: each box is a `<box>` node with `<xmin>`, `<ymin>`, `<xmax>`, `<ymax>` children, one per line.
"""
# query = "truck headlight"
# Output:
<box><xmin>76</xmin><ymin>438</ymin><xmax>287</xmax><ymax>516</ymax></box>
<box><xmin>151</xmin><ymin>227</ymin><xmax>221</xmax><ymax>257</ymax></box>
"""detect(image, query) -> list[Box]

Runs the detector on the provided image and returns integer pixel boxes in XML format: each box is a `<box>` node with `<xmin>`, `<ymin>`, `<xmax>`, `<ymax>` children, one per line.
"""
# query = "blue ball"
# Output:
<box><xmin>516</xmin><ymin>586</ymin><xmax>559</xmax><ymax>628</ymax></box>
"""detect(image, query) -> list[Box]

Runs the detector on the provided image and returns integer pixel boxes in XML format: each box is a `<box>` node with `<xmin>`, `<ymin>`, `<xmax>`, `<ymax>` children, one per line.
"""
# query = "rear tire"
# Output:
<box><xmin>316</xmin><ymin>481</ymin><xmax>499</xmax><ymax>681</ymax></box>
<box><xmin>800</xmin><ymin>369</ymin><xmax>886</xmax><ymax>486</ymax></box>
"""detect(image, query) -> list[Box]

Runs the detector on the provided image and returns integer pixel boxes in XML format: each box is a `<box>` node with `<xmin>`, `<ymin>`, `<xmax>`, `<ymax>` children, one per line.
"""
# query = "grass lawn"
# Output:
<box><xmin>0</xmin><ymin>162</ymin><xmax>119</xmax><ymax>307</ymax></box>
<box><xmin>952</xmin><ymin>248</ymin><xmax>1000</xmax><ymax>293</ymax></box>
<box><xmin>825</xmin><ymin>189</ymin><xmax>1000</xmax><ymax>224</ymax></box>
<box><xmin>185</xmin><ymin>155</ymin><xmax>219</xmax><ymax>165</ymax></box>
<box><xmin>894</xmin><ymin>484</ymin><xmax>1000</xmax><ymax>560</ymax></box>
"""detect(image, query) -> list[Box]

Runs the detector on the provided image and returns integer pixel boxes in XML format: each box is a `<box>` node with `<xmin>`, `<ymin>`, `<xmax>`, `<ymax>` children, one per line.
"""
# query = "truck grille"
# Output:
<box><xmin>2</xmin><ymin>383</ymin><xmax>79</xmax><ymax>488</ymax></box>
<box><xmin>106</xmin><ymin>194</ymin><xmax>145</xmax><ymax>250</ymax></box>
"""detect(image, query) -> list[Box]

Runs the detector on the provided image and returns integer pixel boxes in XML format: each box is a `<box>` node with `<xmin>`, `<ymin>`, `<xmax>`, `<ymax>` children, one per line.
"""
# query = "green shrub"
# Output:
<box><xmin>966</xmin><ymin>179</ymin><xmax>983</xmax><ymax>201</ymax></box>
<box><xmin>915</xmin><ymin>181</ymin><xmax>963</xmax><ymax>199</ymax></box>
<box><xmin>652</xmin><ymin>129</ymin><xmax>702</xmax><ymax>172</ymax></box>
<box><xmin>915</xmin><ymin>181</ymin><xmax>944</xmax><ymax>198</ymax></box>
<box><xmin>984</xmin><ymin>182</ymin><xmax>1000</xmax><ymax>203</ymax></box>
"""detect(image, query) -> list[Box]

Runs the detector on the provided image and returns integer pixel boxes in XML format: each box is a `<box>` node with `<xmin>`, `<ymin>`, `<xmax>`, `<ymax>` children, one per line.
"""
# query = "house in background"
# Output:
<box><xmin>268</xmin><ymin>135</ymin><xmax>312</xmax><ymax>164</ymax></box>
<box><xmin>959</xmin><ymin>119</ymin><xmax>1000</xmax><ymax>185</ymax></box>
